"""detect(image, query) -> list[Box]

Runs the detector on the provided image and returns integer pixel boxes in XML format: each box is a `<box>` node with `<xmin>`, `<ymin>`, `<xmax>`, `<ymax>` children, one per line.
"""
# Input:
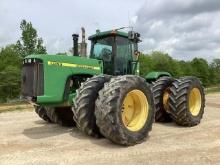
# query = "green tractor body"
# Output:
<box><xmin>21</xmin><ymin>29</ymin><xmax>205</xmax><ymax>146</ymax></box>
<box><xmin>22</xmin><ymin>30</ymin><xmax>168</xmax><ymax>106</ymax></box>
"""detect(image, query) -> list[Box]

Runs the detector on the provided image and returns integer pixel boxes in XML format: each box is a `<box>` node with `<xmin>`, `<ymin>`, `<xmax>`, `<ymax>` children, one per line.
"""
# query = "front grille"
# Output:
<box><xmin>21</xmin><ymin>59</ymin><xmax>44</xmax><ymax>100</ymax></box>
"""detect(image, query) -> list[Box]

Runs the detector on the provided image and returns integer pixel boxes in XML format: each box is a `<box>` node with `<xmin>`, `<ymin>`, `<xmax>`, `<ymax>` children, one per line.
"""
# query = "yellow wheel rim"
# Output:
<box><xmin>163</xmin><ymin>88</ymin><xmax>170</xmax><ymax>112</ymax></box>
<box><xmin>121</xmin><ymin>90</ymin><xmax>149</xmax><ymax>132</ymax></box>
<box><xmin>189</xmin><ymin>88</ymin><xmax>202</xmax><ymax>116</ymax></box>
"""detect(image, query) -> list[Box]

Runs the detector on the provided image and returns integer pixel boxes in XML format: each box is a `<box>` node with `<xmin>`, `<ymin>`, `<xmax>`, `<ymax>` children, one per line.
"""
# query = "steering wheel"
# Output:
<box><xmin>100</xmin><ymin>48</ymin><xmax>112</xmax><ymax>62</ymax></box>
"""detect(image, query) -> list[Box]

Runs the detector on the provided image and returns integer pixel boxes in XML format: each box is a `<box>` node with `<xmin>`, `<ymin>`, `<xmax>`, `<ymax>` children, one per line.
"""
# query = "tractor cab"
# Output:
<box><xmin>88</xmin><ymin>30</ymin><xmax>141</xmax><ymax>75</ymax></box>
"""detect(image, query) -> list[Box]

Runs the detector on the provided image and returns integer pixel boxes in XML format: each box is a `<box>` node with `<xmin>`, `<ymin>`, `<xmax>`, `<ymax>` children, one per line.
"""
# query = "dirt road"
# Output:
<box><xmin>0</xmin><ymin>93</ymin><xmax>220</xmax><ymax>165</ymax></box>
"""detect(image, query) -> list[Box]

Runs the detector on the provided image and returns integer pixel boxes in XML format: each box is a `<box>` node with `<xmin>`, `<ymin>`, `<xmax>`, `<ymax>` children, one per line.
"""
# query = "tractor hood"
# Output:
<box><xmin>24</xmin><ymin>54</ymin><xmax>102</xmax><ymax>74</ymax></box>
<box><xmin>21</xmin><ymin>54</ymin><xmax>103</xmax><ymax>105</ymax></box>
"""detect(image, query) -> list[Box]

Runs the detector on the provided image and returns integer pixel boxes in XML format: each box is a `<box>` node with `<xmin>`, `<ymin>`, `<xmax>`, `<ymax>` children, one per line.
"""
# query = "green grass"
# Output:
<box><xmin>205</xmin><ymin>84</ymin><xmax>220</xmax><ymax>94</ymax></box>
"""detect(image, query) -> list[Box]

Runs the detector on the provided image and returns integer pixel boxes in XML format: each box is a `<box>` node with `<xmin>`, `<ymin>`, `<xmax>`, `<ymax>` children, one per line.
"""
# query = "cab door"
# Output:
<box><xmin>114</xmin><ymin>36</ymin><xmax>133</xmax><ymax>75</ymax></box>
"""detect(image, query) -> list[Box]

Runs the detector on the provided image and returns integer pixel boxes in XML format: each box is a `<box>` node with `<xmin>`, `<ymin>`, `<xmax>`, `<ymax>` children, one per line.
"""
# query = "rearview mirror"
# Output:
<box><xmin>128</xmin><ymin>31</ymin><xmax>141</xmax><ymax>42</ymax></box>
<box><xmin>128</xmin><ymin>31</ymin><xmax>134</xmax><ymax>40</ymax></box>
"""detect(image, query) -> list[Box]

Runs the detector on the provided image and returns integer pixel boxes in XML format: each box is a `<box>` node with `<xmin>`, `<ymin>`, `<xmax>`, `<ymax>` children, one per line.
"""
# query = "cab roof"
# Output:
<box><xmin>88</xmin><ymin>30</ymin><xmax>128</xmax><ymax>40</ymax></box>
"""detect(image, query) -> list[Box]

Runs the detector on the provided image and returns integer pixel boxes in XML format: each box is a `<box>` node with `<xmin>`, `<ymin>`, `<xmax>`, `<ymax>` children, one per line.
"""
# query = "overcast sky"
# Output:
<box><xmin>0</xmin><ymin>0</ymin><xmax>220</xmax><ymax>61</ymax></box>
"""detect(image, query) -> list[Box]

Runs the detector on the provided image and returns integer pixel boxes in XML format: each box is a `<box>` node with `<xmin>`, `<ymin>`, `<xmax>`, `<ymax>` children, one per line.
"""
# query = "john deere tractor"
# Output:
<box><xmin>21</xmin><ymin>29</ymin><xmax>205</xmax><ymax>145</ymax></box>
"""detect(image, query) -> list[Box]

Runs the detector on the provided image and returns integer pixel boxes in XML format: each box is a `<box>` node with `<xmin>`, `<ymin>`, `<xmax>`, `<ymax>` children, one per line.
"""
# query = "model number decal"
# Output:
<box><xmin>48</xmin><ymin>61</ymin><xmax>100</xmax><ymax>70</ymax></box>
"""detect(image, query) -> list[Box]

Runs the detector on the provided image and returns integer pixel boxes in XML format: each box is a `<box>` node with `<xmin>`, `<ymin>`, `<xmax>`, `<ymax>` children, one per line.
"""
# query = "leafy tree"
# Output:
<box><xmin>191</xmin><ymin>58</ymin><xmax>210</xmax><ymax>86</ymax></box>
<box><xmin>139</xmin><ymin>51</ymin><xmax>182</xmax><ymax>77</ymax></box>
<box><xmin>0</xmin><ymin>66</ymin><xmax>21</xmax><ymax>102</ymax></box>
<box><xmin>139</xmin><ymin>54</ymin><xmax>153</xmax><ymax>77</ymax></box>
<box><xmin>212</xmin><ymin>59</ymin><xmax>220</xmax><ymax>68</ymax></box>
<box><xmin>154</xmin><ymin>52</ymin><xmax>179</xmax><ymax>76</ymax></box>
<box><xmin>210</xmin><ymin>59</ymin><xmax>220</xmax><ymax>84</ymax></box>
<box><xmin>139</xmin><ymin>51</ymin><xmax>220</xmax><ymax>87</ymax></box>
<box><xmin>16</xmin><ymin>20</ymin><xmax>47</xmax><ymax>57</ymax></box>
<box><xmin>0</xmin><ymin>45</ymin><xmax>21</xmax><ymax>102</ymax></box>
<box><xmin>178</xmin><ymin>60</ymin><xmax>194</xmax><ymax>77</ymax></box>
<box><xmin>0</xmin><ymin>45</ymin><xmax>21</xmax><ymax>68</ymax></box>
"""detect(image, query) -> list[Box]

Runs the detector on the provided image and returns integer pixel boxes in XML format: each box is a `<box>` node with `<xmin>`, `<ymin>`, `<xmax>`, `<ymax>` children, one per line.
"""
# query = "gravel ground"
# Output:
<box><xmin>0</xmin><ymin>93</ymin><xmax>220</xmax><ymax>165</ymax></box>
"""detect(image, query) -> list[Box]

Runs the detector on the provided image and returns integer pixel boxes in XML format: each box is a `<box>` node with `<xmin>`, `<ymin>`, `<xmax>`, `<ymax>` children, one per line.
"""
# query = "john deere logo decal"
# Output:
<box><xmin>48</xmin><ymin>61</ymin><xmax>100</xmax><ymax>70</ymax></box>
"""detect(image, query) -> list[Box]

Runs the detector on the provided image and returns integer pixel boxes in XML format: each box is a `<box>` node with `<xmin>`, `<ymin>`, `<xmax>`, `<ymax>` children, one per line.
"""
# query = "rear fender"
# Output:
<box><xmin>145</xmin><ymin>71</ymin><xmax>171</xmax><ymax>83</ymax></box>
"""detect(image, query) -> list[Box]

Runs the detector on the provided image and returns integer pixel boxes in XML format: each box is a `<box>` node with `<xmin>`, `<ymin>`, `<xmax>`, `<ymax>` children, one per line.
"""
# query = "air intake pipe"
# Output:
<box><xmin>80</xmin><ymin>27</ymin><xmax>87</xmax><ymax>57</ymax></box>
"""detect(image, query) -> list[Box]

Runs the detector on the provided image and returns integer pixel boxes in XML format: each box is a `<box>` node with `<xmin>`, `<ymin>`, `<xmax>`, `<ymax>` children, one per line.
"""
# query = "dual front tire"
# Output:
<box><xmin>95</xmin><ymin>75</ymin><xmax>154</xmax><ymax>145</ymax></box>
<box><xmin>73</xmin><ymin>75</ymin><xmax>155</xmax><ymax>146</ymax></box>
<box><xmin>72</xmin><ymin>75</ymin><xmax>111</xmax><ymax>137</ymax></box>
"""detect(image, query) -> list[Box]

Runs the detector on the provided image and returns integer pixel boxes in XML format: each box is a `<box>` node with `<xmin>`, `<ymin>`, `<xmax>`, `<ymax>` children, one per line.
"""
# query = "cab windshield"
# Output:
<box><xmin>90</xmin><ymin>36</ymin><xmax>134</xmax><ymax>61</ymax></box>
<box><xmin>91</xmin><ymin>37</ymin><xmax>113</xmax><ymax>61</ymax></box>
<box><xmin>90</xmin><ymin>36</ymin><xmax>137</xmax><ymax>75</ymax></box>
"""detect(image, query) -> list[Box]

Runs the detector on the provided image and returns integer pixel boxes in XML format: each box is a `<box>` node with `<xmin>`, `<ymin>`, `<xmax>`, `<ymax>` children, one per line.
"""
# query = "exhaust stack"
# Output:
<box><xmin>72</xmin><ymin>34</ymin><xmax>79</xmax><ymax>56</ymax></box>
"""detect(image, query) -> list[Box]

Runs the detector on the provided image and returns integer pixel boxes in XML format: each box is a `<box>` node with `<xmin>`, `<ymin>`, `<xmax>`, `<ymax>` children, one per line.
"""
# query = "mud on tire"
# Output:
<box><xmin>34</xmin><ymin>106</ymin><xmax>51</xmax><ymax>122</ymax></box>
<box><xmin>72</xmin><ymin>75</ymin><xmax>111</xmax><ymax>137</ymax></box>
<box><xmin>95</xmin><ymin>75</ymin><xmax>155</xmax><ymax>146</ymax></box>
<box><xmin>46</xmin><ymin>107</ymin><xmax>75</xmax><ymax>127</ymax></box>
<box><xmin>152</xmin><ymin>77</ymin><xmax>174</xmax><ymax>122</ymax></box>
<box><xmin>169</xmin><ymin>76</ymin><xmax>205</xmax><ymax>126</ymax></box>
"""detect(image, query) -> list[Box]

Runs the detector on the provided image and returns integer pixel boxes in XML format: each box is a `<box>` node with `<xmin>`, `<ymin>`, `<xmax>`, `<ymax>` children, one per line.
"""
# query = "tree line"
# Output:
<box><xmin>139</xmin><ymin>52</ymin><xmax>220</xmax><ymax>87</ymax></box>
<box><xmin>0</xmin><ymin>20</ymin><xmax>219</xmax><ymax>102</ymax></box>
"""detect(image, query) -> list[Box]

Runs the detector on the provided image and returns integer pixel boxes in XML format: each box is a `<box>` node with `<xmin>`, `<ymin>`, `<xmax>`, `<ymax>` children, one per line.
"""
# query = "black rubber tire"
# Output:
<box><xmin>46</xmin><ymin>107</ymin><xmax>75</xmax><ymax>127</ymax></box>
<box><xmin>152</xmin><ymin>77</ymin><xmax>174</xmax><ymax>122</ymax></box>
<box><xmin>72</xmin><ymin>75</ymin><xmax>111</xmax><ymax>137</ymax></box>
<box><xmin>169</xmin><ymin>76</ymin><xmax>205</xmax><ymax>126</ymax></box>
<box><xmin>34</xmin><ymin>106</ymin><xmax>51</xmax><ymax>122</ymax></box>
<box><xmin>95</xmin><ymin>75</ymin><xmax>155</xmax><ymax>146</ymax></box>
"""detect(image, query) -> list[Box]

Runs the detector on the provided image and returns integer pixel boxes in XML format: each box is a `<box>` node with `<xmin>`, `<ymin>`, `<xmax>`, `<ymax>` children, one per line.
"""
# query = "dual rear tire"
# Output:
<box><xmin>168</xmin><ymin>77</ymin><xmax>205</xmax><ymax>126</ymax></box>
<box><xmin>152</xmin><ymin>76</ymin><xmax>205</xmax><ymax>126</ymax></box>
<box><xmin>152</xmin><ymin>77</ymin><xmax>174</xmax><ymax>122</ymax></box>
<box><xmin>34</xmin><ymin>106</ymin><xmax>51</xmax><ymax>122</ymax></box>
<box><xmin>46</xmin><ymin>107</ymin><xmax>75</xmax><ymax>127</ymax></box>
